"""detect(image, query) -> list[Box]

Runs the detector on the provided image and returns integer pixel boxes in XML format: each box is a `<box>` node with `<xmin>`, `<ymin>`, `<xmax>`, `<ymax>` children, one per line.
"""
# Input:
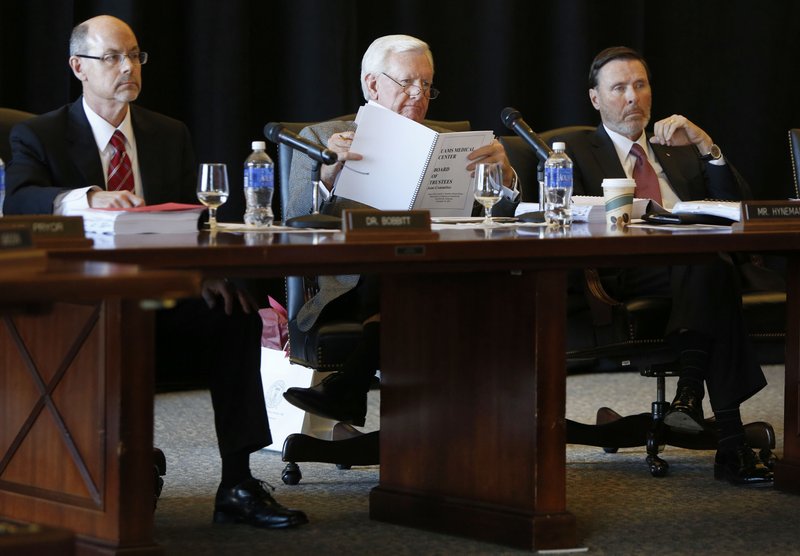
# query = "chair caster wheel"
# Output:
<box><xmin>336</xmin><ymin>463</ymin><xmax>352</xmax><ymax>470</ymax></box>
<box><xmin>646</xmin><ymin>454</ymin><xmax>669</xmax><ymax>477</ymax></box>
<box><xmin>282</xmin><ymin>462</ymin><xmax>302</xmax><ymax>485</ymax></box>
<box><xmin>603</xmin><ymin>447</ymin><xmax>619</xmax><ymax>454</ymax></box>
<box><xmin>760</xmin><ymin>448</ymin><xmax>778</xmax><ymax>470</ymax></box>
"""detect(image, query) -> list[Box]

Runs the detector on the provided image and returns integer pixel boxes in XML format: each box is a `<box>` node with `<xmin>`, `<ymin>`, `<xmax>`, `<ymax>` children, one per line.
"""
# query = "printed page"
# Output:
<box><xmin>413</xmin><ymin>131</ymin><xmax>494</xmax><ymax>217</ymax></box>
<box><xmin>334</xmin><ymin>103</ymin><xmax>437</xmax><ymax>210</ymax></box>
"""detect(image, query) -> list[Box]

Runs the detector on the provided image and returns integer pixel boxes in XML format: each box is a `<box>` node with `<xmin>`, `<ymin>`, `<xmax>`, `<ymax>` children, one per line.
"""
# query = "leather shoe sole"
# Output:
<box><xmin>283</xmin><ymin>388</ymin><xmax>366</xmax><ymax>427</ymax></box>
<box><xmin>663</xmin><ymin>407</ymin><xmax>705</xmax><ymax>433</ymax></box>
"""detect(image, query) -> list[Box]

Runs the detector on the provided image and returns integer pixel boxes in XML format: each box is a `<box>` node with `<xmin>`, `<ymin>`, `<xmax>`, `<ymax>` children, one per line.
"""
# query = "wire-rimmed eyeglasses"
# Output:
<box><xmin>381</xmin><ymin>72</ymin><xmax>439</xmax><ymax>99</ymax></box>
<box><xmin>75</xmin><ymin>52</ymin><xmax>149</xmax><ymax>66</ymax></box>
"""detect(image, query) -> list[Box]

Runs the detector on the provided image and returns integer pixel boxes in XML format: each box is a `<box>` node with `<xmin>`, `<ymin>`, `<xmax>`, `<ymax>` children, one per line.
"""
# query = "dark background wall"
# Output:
<box><xmin>2</xmin><ymin>0</ymin><xmax>799</xmax><ymax>221</ymax></box>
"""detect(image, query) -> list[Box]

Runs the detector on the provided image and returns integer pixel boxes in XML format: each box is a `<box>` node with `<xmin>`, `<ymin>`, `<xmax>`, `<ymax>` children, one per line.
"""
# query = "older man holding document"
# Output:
<box><xmin>283</xmin><ymin>34</ymin><xmax>517</xmax><ymax>428</ymax></box>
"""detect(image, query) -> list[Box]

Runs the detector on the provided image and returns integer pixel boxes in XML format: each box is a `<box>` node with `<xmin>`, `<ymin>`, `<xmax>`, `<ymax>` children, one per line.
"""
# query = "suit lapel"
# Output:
<box><xmin>651</xmin><ymin>142</ymin><xmax>692</xmax><ymax>200</ymax></box>
<box><xmin>130</xmin><ymin>106</ymin><xmax>155</xmax><ymax>197</ymax></box>
<box><xmin>67</xmin><ymin>101</ymin><xmax>106</xmax><ymax>188</ymax></box>
<box><xmin>592</xmin><ymin>126</ymin><xmax>627</xmax><ymax>178</ymax></box>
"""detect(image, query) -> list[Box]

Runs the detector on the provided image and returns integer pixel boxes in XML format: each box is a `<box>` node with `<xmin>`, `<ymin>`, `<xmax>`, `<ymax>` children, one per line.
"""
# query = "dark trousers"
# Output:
<box><xmin>156</xmin><ymin>298</ymin><xmax>271</xmax><ymax>456</ymax></box>
<box><xmin>610</xmin><ymin>256</ymin><xmax>766</xmax><ymax>410</ymax></box>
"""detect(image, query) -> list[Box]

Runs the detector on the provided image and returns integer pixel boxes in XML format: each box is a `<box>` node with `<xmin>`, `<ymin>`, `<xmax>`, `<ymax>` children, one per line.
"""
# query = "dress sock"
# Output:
<box><xmin>339</xmin><ymin>321</ymin><xmax>381</xmax><ymax>393</ymax></box>
<box><xmin>220</xmin><ymin>450</ymin><xmax>252</xmax><ymax>488</ymax></box>
<box><xmin>714</xmin><ymin>406</ymin><xmax>745</xmax><ymax>452</ymax></box>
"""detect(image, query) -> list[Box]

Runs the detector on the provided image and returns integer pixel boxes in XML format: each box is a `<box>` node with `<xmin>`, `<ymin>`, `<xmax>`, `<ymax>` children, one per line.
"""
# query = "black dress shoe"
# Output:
<box><xmin>213</xmin><ymin>478</ymin><xmax>308</xmax><ymax>528</ymax></box>
<box><xmin>283</xmin><ymin>372</ymin><xmax>367</xmax><ymax>426</ymax></box>
<box><xmin>663</xmin><ymin>386</ymin><xmax>705</xmax><ymax>433</ymax></box>
<box><xmin>153</xmin><ymin>448</ymin><xmax>166</xmax><ymax>511</ymax></box>
<box><xmin>715</xmin><ymin>443</ymin><xmax>774</xmax><ymax>486</ymax></box>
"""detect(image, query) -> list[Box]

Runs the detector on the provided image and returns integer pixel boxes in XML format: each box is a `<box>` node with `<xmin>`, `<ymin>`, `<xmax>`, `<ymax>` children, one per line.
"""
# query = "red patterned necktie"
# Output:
<box><xmin>629</xmin><ymin>143</ymin><xmax>662</xmax><ymax>204</ymax></box>
<box><xmin>107</xmin><ymin>130</ymin><xmax>134</xmax><ymax>192</ymax></box>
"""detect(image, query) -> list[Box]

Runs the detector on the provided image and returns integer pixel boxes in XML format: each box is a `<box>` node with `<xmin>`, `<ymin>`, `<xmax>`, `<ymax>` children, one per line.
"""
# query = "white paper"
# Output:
<box><xmin>334</xmin><ymin>103</ymin><xmax>493</xmax><ymax>217</ymax></box>
<box><xmin>260</xmin><ymin>348</ymin><xmax>337</xmax><ymax>451</ymax></box>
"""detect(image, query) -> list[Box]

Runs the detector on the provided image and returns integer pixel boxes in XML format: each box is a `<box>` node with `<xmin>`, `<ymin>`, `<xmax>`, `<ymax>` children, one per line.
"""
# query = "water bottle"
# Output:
<box><xmin>243</xmin><ymin>141</ymin><xmax>274</xmax><ymax>227</ymax></box>
<box><xmin>0</xmin><ymin>156</ymin><xmax>5</xmax><ymax>217</ymax></box>
<box><xmin>544</xmin><ymin>141</ymin><xmax>573</xmax><ymax>226</ymax></box>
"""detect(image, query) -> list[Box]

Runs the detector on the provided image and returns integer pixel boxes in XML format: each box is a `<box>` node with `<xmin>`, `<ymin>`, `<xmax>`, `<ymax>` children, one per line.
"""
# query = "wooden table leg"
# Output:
<box><xmin>0</xmin><ymin>300</ymin><xmax>160</xmax><ymax>555</ymax></box>
<box><xmin>371</xmin><ymin>269</ymin><xmax>577</xmax><ymax>550</ymax></box>
<box><xmin>776</xmin><ymin>255</ymin><xmax>800</xmax><ymax>492</ymax></box>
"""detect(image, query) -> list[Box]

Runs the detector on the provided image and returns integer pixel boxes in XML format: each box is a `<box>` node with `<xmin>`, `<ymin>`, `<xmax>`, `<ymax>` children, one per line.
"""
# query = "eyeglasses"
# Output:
<box><xmin>381</xmin><ymin>72</ymin><xmax>439</xmax><ymax>99</ymax></box>
<box><xmin>75</xmin><ymin>51</ymin><xmax>149</xmax><ymax>66</ymax></box>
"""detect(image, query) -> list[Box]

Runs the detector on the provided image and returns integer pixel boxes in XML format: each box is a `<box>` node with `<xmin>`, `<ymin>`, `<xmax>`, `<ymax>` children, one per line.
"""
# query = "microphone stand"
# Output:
<box><xmin>284</xmin><ymin>160</ymin><xmax>342</xmax><ymax>229</ymax></box>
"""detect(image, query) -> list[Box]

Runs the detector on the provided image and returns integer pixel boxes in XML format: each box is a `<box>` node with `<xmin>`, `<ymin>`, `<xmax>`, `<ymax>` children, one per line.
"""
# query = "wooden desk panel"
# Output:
<box><xmin>42</xmin><ymin>225</ymin><xmax>800</xmax><ymax>549</ymax></box>
<box><xmin>0</xmin><ymin>261</ymin><xmax>199</xmax><ymax>555</ymax></box>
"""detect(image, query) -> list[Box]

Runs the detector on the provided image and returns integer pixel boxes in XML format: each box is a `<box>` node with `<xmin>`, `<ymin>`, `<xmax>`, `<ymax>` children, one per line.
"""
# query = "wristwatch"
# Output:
<box><xmin>699</xmin><ymin>143</ymin><xmax>722</xmax><ymax>161</ymax></box>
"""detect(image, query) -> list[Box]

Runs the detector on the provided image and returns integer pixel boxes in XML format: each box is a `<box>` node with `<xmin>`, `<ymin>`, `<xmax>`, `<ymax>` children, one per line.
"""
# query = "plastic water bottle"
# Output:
<box><xmin>0</xmin><ymin>156</ymin><xmax>5</xmax><ymax>217</ymax></box>
<box><xmin>544</xmin><ymin>141</ymin><xmax>573</xmax><ymax>226</ymax></box>
<box><xmin>243</xmin><ymin>141</ymin><xmax>274</xmax><ymax>227</ymax></box>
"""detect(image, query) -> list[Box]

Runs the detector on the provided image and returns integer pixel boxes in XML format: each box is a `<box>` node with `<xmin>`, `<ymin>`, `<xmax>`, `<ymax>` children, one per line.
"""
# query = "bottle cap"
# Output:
<box><xmin>552</xmin><ymin>141</ymin><xmax>566</xmax><ymax>151</ymax></box>
<box><xmin>251</xmin><ymin>141</ymin><xmax>266</xmax><ymax>150</ymax></box>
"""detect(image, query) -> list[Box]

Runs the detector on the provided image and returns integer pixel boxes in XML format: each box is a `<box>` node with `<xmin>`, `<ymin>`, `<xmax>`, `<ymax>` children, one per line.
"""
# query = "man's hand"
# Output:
<box><xmin>467</xmin><ymin>139</ymin><xmax>515</xmax><ymax>188</ymax></box>
<box><xmin>201</xmin><ymin>278</ymin><xmax>259</xmax><ymax>316</ymax></box>
<box><xmin>88</xmin><ymin>189</ymin><xmax>145</xmax><ymax>208</ymax></box>
<box><xmin>320</xmin><ymin>131</ymin><xmax>363</xmax><ymax>189</ymax></box>
<box><xmin>650</xmin><ymin>114</ymin><xmax>714</xmax><ymax>154</ymax></box>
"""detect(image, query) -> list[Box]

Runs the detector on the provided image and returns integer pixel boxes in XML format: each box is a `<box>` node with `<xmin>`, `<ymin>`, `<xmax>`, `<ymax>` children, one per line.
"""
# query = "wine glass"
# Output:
<box><xmin>197</xmin><ymin>163</ymin><xmax>229</xmax><ymax>231</ymax></box>
<box><xmin>473</xmin><ymin>162</ymin><xmax>503</xmax><ymax>226</ymax></box>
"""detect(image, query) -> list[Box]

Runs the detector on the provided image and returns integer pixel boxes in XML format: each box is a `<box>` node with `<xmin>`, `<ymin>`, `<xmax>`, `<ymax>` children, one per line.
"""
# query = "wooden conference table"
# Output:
<box><xmin>4</xmin><ymin>222</ymin><xmax>800</xmax><ymax>552</ymax></box>
<box><xmin>0</xmin><ymin>258</ymin><xmax>200</xmax><ymax>554</ymax></box>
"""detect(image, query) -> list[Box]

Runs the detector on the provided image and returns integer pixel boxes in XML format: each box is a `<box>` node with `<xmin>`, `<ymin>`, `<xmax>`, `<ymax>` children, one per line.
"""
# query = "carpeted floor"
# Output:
<box><xmin>154</xmin><ymin>365</ymin><xmax>798</xmax><ymax>555</ymax></box>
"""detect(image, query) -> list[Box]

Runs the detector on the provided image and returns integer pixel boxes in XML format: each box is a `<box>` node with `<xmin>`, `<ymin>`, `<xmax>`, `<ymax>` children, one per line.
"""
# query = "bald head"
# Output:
<box><xmin>70</xmin><ymin>16</ymin><xmax>136</xmax><ymax>56</ymax></box>
<box><xmin>68</xmin><ymin>15</ymin><xmax>143</xmax><ymax>126</ymax></box>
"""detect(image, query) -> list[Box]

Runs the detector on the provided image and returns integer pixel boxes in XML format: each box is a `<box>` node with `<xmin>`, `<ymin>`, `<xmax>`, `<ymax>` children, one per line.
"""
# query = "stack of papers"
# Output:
<box><xmin>75</xmin><ymin>203</ymin><xmax>204</xmax><ymax>234</ymax></box>
<box><xmin>671</xmin><ymin>200</ymin><xmax>741</xmax><ymax>222</ymax></box>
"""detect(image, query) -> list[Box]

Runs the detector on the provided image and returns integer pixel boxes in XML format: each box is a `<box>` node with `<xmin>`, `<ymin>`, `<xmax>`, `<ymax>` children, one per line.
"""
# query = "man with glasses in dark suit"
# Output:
<box><xmin>5</xmin><ymin>14</ymin><xmax>308</xmax><ymax>528</ymax></box>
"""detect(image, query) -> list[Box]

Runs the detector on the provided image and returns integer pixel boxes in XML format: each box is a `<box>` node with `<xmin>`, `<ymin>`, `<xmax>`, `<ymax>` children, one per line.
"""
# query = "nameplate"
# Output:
<box><xmin>736</xmin><ymin>200</ymin><xmax>800</xmax><ymax>230</ymax></box>
<box><xmin>1</xmin><ymin>215</ymin><xmax>92</xmax><ymax>248</ymax></box>
<box><xmin>0</xmin><ymin>225</ymin><xmax>46</xmax><ymax>272</ymax></box>
<box><xmin>342</xmin><ymin>209</ymin><xmax>438</xmax><ymax>241</ymax></box>
<box><xmin>0</xmin><ymin>225</ymin><xmax>34</xmax><ymax>250</ymax></box>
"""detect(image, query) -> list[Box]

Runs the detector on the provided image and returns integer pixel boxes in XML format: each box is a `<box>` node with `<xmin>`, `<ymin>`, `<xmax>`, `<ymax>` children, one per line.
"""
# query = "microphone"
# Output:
<box><xmin>500</xmin><ymin>107</ymin><xmax>553</xmax><ymax>162</ymax></box>
<box><xmin>263</xmin><ymin>122</ymin><xmax>338</xmax><ymax>165</ymax></box>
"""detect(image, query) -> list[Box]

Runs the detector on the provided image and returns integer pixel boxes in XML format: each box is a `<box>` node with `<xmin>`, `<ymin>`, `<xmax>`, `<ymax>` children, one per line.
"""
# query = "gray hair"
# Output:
<box><xmin>360</xmin><ymin>34</ymin><xmax>434</xmax><ymax>100</ymax></box>
<box><xmin>69</xmin><ymin>22</ymin><xmax>90</xmax><ymax>56</ymax></box>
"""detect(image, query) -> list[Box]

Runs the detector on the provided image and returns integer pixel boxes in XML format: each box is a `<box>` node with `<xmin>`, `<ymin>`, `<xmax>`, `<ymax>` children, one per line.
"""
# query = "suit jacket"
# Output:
<box><xmin>4</xmin><ymin>99</ymin><xmax>196</xmax><ymax>214</ymax></box>
<box><xmin>557</xmin><ymin>125</ymin><xmax>752</xmax><ymax>202</ymax></box>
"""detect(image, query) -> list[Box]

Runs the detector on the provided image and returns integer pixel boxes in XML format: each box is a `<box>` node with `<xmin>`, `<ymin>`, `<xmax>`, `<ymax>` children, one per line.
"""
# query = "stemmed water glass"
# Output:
<box><xmin>473</xmin><ymin>162</ymin><xmax>503</xmax><ymax>226</ymax></box>
<box><xmin>197</xmin><ymin>163</ymin><xmax>229</xmax><ymax>231</ymax></box>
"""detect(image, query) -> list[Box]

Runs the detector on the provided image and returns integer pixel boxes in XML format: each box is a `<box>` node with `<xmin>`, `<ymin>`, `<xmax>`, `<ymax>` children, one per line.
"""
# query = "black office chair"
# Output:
<box><xmin>499</xmin><ymin>126</ymin><xmax>596</xmax><ymax>203</ymax></box>
<box><xmin>276</xmin><ymin>115</ymin><xmax>470</xmax><ymax>484</ymax></box>
<box><xmin>0</xmin><ymin>107</ymin><xmax>35</xmax><ymax>163</ymax></box>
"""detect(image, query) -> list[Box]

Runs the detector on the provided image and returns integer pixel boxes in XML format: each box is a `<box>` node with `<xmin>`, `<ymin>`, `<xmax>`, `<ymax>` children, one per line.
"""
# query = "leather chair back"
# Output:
<box><xmin>789</xmin><ymin>128</ymin><xmax>800</xmax><ymax>197</ymax></box>
<box><xmin>0</xmin><ymin>107</ymin><xmax>35</xmax><ymax>163</ymax></box>
<box><xmin>499</xmin><ymin>125</ymin><xmax>595</xmax><ymax>202</ymax></box>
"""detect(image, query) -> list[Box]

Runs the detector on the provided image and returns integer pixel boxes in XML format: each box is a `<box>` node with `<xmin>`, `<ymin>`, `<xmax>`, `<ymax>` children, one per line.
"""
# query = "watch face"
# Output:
<box><xmin>710</xmin><ymin>144</ymin><xmax>722</xmax><ymax>159</ymax></box>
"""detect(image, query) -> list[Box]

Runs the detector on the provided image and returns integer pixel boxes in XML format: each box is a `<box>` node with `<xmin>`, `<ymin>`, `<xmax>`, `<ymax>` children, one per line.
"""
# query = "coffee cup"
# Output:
<box><xmin>601</xmin><ymin>178</ymin><xmax>636</xmax><ymax>227</ymax></box>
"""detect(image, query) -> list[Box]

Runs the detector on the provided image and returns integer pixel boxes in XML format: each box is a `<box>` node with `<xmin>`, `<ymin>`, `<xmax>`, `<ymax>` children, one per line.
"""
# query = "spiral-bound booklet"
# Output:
<box><xmin>333</xmin><ymin>102</ymin><xmax>493</xmax><ymax>217</ymax></box>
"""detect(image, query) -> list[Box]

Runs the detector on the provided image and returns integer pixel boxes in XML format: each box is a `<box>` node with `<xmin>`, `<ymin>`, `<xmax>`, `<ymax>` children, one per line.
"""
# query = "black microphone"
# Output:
<box><xmin>500</xmin><ymin>107</ymin><xmax>553</xmax><ymax>162</ymax></box>
<box><xmin>263</xmin><ymin>122</ymin><xmax>338</xmax><ymax>165</ymax></box>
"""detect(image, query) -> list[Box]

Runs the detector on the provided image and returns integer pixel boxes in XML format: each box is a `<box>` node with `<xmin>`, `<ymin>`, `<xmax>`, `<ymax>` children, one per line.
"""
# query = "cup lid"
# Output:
<box><xmin>602</xmin><ymin>178</ymin><xmax>636</xmax><ymax>188</ymax></box>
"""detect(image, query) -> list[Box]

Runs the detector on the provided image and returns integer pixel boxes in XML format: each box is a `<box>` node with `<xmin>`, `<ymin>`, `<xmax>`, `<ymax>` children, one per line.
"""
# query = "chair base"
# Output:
<box><xmin>280</xmin><ymin>424</ymin><xmax>379</xmax><ymax>484</ymax></box>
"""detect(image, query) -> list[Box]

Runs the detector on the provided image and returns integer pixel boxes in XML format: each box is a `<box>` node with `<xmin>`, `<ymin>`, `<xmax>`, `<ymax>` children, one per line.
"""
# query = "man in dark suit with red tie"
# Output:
<box><xmin>4</xmin><ymin>15</ymin><xmax>308</xmax><ymax>527</ymax></box>
<box><xmin>554</xmin><ymin>46</ymin><xmax>772</xmax><ymax>486</ymax></box>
